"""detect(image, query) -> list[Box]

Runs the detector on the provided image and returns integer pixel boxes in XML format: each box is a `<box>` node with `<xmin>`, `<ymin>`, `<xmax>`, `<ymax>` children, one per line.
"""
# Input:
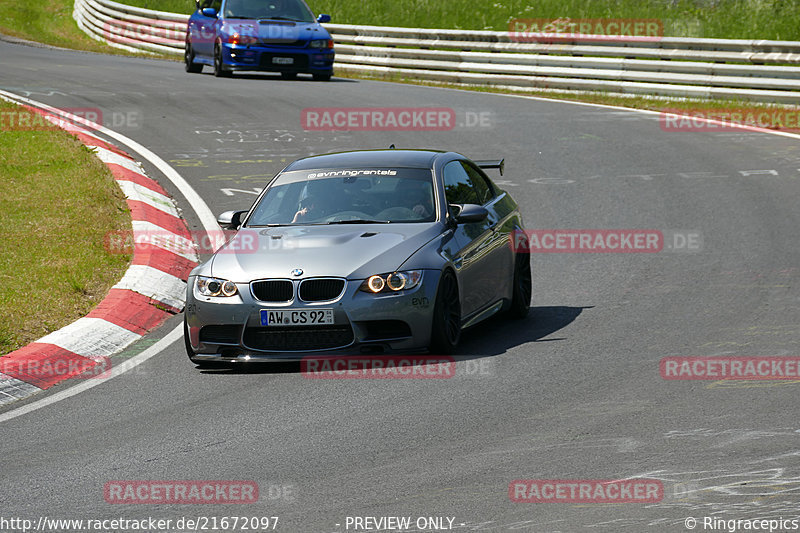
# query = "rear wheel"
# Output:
<box><xmin>508</xmin><ymin>252</ymin><xmax>532</xmax><ymax>319</ymax></box>
<box><xmin>213</xmin><ymin>43</ymin><xmax>231</xmax><ymax>77</ymax></box>
<box><xmin>184</xmin><ymin>40</ymin><xmax>202</xmax><ymax>73</ymax></box>
<box><xmin>312</xmin><ymin>73</ymin><xmax>331</xmax><ymax>81</ymax></box>
<box><xmin>429</xmin><ymin>270</ymin><xmax>461</xmax><ymax>354</ymax></box>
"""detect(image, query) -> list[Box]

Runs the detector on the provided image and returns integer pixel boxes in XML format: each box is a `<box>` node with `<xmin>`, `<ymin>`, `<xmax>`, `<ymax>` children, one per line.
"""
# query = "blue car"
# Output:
<box><xmin>185</xmin><ymin>0</ymin><xmax>335</xmax><ymax>80</ymax></box>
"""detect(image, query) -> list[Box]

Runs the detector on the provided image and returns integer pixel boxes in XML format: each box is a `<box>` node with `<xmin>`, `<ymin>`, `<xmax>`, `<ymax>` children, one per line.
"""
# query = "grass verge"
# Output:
<box><xmin>127</xmin><ymin>0</ymin><xmax>800</xmax><ymax>40</ymax></box>
<box><xmin>0</xmin><ymin>0</ymin><xmax>172</xmax><ymax>57</ymax></box>
<box><xmin>0</xmin><ymin>100</ymin><xmax>132</xmax><ymax>355</ymax></box>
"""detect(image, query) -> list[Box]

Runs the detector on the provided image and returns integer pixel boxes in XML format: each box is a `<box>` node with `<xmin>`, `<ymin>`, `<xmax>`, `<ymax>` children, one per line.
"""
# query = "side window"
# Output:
<box><xmin>461</xmin><ymin>162</ymin><xmax>495</xmax><ymax>204</ymax></box>
<box><xmin>443</xmin><ymin>161</ymin><xmax>479</xmax><ymax>205</ymax></box>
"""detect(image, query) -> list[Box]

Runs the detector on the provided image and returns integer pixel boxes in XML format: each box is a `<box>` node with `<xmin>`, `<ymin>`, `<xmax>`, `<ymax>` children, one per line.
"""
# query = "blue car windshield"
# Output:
<box><xmin>247</xmin><ymin>168</ymin><xmax>437</xmax><ymax>225</ymax></box>
<box><xmin>223</xmin><ymin>0</ymin><xmax>315</xmax><ymax>22</ymax></box>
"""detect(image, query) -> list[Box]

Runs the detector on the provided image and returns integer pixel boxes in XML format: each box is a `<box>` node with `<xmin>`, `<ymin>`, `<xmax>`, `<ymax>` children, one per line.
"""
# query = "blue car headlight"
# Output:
<box><xmin>360</xmin><ymin>270</ymin><xmax>422</xmax><ymax>294</ymax></box>
<box><xmin>196</xmin><ymin>276</ymin><xmax>239</xmax><ymax>297</ymax></box>
<box><xmin>309</xmin><ymin>39</ymin><xmax>334</xmax><ymax>49</ymax></box>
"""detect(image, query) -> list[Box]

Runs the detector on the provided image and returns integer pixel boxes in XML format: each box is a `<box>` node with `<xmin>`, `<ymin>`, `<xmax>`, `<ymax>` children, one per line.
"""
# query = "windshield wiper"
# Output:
<box><xmin>325</xmin><ymin>219</ymin><xmax>391</xmax><ymax>225</ymax></box>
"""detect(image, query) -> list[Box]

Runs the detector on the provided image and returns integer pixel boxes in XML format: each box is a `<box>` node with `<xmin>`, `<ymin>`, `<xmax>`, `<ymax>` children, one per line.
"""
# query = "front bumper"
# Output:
<box><xmin>185</xmin><ymin>270</ymin><xmax>441</xmax><ymax>362</ymax></box>
<box><xmin>223</xmin><ymin>43</ymin><xmax>334</xmax><ymax>74</ymax></box>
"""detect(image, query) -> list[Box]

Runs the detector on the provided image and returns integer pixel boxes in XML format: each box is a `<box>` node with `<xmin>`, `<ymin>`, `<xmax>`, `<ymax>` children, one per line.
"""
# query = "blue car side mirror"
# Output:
<box><xmin>201</xmin><ymin>7</ymin><xmax>217</xmax><ymax>17</ymax></box>
<box><xmin>317</xmin><ymin>14</ymin><xmax>331</xmax><ymax>23</ymax></box>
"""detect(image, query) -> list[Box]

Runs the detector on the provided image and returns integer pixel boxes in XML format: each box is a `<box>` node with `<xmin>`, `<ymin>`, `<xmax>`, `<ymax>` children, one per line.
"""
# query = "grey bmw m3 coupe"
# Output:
<box><xmin>184</xmin><ymin>149</ymin><xmax>531</xmax><ymax>366</ymax></box>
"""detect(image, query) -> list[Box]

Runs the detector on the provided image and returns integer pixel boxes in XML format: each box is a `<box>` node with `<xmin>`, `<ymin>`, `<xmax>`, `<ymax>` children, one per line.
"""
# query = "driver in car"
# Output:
<box><xmin>292</xmin><ymin>194</ymin><xmax>319</xmax><ymax>223</ymax></box>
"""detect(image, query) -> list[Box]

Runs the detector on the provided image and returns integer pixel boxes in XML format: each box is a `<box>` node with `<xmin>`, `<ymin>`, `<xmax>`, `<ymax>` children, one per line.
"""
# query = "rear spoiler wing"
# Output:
<box><xmin>474</xmin><ymin>159</ymin><xmax>504</xmax><ymax>176</ymax></box>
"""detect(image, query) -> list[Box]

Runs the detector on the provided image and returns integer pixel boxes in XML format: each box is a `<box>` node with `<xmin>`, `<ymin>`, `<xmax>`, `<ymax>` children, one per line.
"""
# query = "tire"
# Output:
<box><xmin>508</xmin><ymin>252</ymin><xmax>532</xmax><ymax>319</ymax></box>
<box><xmin>184</xmin><ymin>40</ymin><xmax>202</xmax><ymax>73</ymax></box>
<box><xmin>312</xmin><ymin>73</ymin><xmax>332</xmax><ymax>81</ymax></box>
<box><xmin>281</xmin><ymin>72</ymin><xmax>298</xmax><ymax>80</ymax></box>
<box><xmin>429</xmin><ymin>270</ymin><xmax>461</xmax><ymax>354</ymax></box>
<box><xmin>213</xmin><ymin>43</ymin><xmax>231</xmax><ymax>77</ymax></box>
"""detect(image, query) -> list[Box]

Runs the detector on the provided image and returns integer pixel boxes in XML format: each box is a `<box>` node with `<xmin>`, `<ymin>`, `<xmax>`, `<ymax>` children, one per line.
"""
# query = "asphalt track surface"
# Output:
<box><xmin>2</xmin><ymin>40</ymin><xmax>800</xmax><ymax>532</ymax></box>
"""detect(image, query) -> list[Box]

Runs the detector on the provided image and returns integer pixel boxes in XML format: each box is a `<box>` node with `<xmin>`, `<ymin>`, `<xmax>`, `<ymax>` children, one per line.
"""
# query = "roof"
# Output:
<box><xmin>284</xmin><ymin>149</ymin><xmax>444</xmax><ymax>171</ymax></box>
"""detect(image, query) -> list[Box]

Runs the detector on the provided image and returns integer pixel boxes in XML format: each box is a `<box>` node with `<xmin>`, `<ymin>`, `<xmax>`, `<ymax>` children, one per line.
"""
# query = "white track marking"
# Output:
<box><xmin>131</xmin><ymin>220</ymin><xmax>199</xmax><ymax>262</ymax></box>
<box><xmin>117</xmin><ymin>180</ymin><xmax>180</xmax><ymax>216</ymax></box>
<box><xmin>0</xmin><ymin>90</ymin><xmax>216</xmax><ymax>422</ymax></box>
<box><xmin>37</xmin><ymin>318</ymin><xmax>142</xmax><ymax>358</ymax></box>
<box><xmin>0</xmin><ymin>325</ymin><xmax>182</xmax><ymax>423</ymax></box>
<box><xmin>0</xmin><ymin>89</ymin><xmax>220</xmax><ymax>236</ymax></box>
<box><xmin>112</xmin><ymin>265</ymin><xmax>187</xmax><ymax>310</ymax></box>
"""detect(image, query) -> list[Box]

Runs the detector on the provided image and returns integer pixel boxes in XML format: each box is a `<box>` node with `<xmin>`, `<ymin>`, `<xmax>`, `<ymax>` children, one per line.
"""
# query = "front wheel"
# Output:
<box><xmin>185</xmin><ymin>40</ymin><xmax>202</xmax><ymax>73</ymax></box>
<box><xmin>508</xmin><ymin>252</ymin><xmax>532</xmax><ymax>319</ymax></box>
<box><xmin>213</xmin><ymin>43</ymin><xmax>231</xmax><ymax>77</ymax></box>
<box><xmin>312</xmin><ymin>73</ymin><xmax>332</xmax><ymax>81</ymax></box>
<box><xmin>429</xmin><ymin>270</ymin><xmax>461</xmax><ymax>354</ymax></box>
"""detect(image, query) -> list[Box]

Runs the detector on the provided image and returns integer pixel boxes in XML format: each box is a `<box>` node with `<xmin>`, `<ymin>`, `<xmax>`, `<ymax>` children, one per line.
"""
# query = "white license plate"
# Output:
<box><xmin>272</xmin><ymin>57</ymin><xmax>294</xmax><ymax>64</ymax></box>
<box><xmin>261</xmin><ymin>309</ymin><xmax>333</xmax><ymax>326</ymax></box>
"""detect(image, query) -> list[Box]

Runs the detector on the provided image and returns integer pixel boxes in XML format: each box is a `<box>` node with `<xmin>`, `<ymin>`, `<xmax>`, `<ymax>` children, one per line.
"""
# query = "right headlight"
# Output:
<box><xmin>309</xmin><ymin>39</ymin><xmax>334</xmax><ymax>49</ymax></box>
<box><xmin>359</xmin><ymin>270</ymin><xmax>423</xmax><ymax>294</ymax></box>
<box><xmin>196</xmin><ymin>276</ymin><xmax>239</xmax><ymax>297</ymax></box>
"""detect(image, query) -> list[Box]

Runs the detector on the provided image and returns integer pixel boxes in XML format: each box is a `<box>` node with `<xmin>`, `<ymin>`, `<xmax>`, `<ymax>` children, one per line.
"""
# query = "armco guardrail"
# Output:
<box><xmin>73</xmin><ymin>0</ymin><xmax>800</xmax><ymax>103</ymax></box>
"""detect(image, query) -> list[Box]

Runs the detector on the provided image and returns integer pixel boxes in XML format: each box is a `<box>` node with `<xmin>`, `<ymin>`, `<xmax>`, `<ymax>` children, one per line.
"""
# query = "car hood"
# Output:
<box><xmin>210</xmin><ymin>224</ymin><xmax>442</xmax><ymax>281</ymax></box>
<box><xmin>221</xmin><ymin>19</ymin><xmax>330</xmax><ymax>43</ymax></box>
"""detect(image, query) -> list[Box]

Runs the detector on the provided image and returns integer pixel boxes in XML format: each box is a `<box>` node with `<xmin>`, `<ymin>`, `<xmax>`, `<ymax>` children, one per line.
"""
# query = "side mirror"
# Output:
<box><xmin>201</xmin><ymin>7</ymin><xmax>217</xmax><ymax>17</ymax></box>
<box><xmin>451</xmin><ymin>204</ymin><xmax>489</xmax><ymax>224</ymax></box>
<box><xmin>317</xmin><ymin>14</ymin><xmax>331</xmax><ymax>23</ymax></box>
<box><xmin>217</xmin><ymin>210</ymin><xmax>247</xmax><ymax>229</ymax></box>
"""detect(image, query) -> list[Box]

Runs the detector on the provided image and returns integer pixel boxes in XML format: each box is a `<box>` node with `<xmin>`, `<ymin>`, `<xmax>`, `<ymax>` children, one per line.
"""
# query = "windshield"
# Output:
<box><xmin>247</xmin><ymin>168</ymin><xmax>436</xmax><ymax>226</ymax></box>
<box><xmin>223</xmin><ymin>0</ymin><xmax>315</xmax><ymax>22</ymax></box>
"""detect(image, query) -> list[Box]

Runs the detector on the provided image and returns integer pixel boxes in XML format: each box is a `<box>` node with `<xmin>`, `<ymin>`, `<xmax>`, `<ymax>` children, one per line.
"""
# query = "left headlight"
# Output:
<box><xmin>196</xmin><ymin>276</ymin><xmax>239</xmax><ymax>297</ymax></box>
<box><xmin>309</xmin><ymin>39</ymin><xmax>334</xmax><ymax>49</ymax></box>
<box><xmin>359</xmin><ymin>270</ymin><xmax>423</xmax><ymax>294</ymax></box>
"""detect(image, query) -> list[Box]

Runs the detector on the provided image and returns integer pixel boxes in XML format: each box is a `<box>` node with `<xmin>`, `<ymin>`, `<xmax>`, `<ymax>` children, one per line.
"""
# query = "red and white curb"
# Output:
<box><xmin>0</xmin><ymin>106</ymin><xmax>198</xmax><ymax>405</ymax></box>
